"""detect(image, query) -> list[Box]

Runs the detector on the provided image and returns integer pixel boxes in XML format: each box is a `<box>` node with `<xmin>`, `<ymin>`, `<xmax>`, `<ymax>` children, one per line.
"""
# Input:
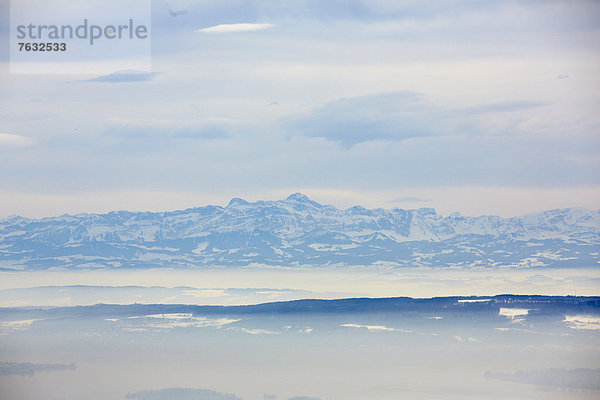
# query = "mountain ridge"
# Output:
<box><xmin>0</xmin><ymin>194</ymin><xmax>598</xmax><ymax>270</ymax></box>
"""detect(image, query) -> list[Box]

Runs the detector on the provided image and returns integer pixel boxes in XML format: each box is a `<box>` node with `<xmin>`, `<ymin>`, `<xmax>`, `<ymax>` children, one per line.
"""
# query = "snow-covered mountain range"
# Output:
<box><xmin>1</xmin><ymin>193</ymin><xmax>598</xmax><ymax>270</ymax></box>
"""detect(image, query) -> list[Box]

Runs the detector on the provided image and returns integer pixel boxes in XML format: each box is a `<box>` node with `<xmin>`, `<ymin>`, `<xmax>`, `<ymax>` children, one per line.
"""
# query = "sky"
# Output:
<box><xmin>1</xmin><ymin>0</ymin><xmax>599</xmax><ymax>218</ymax></box>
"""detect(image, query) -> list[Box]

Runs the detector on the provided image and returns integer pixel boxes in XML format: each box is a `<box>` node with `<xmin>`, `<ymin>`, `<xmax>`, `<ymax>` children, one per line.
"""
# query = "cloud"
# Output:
<box><xmin>125</xmin><ymin>388</ymin><xmax>243</xmax><ymax>400</ymax></box>
<box><xmin>0</xmin><ymin>361</ymin><xmax>76</xmax><ymax>377</ymax></box>
<box><xmin>485</xmin><ymin>368</ymin><xmax>600</xmax><ymax>391</ymax></box>
<box><xmin>0</xmin><ymin>133</ymin><xmax>36</xmax><ymax>147</ymax></box>
<box><xmin>283</xmin><ymin>91</ymin><xmax>463</xmax><ymax>147</ymax></box>
<box><xmin>196</xmin><ymin>23</ymin><xmax>276</xmax><ymax>34</ymax></box>
<box><xmin>84</xmin><ymin>70</ymin><xmax>159</xmax><ymax>83</ymax></box>
<box><xmin>463</xmin><ymin>101</ymin><xmax>548</xmax><ymax>114</ymax></box>
<box><xmin>464</xmin><ymin>101</ymin><xmax>549</xmax><ymax>114</ymax></box>
<box><xmin>283</xmin><ymin>91</ymin><xmax>561</xmax><ymax>147</ymax></box>
<box><xmin>104</xmin><ymin>118</ymin><xmax>230</xmax><ymax>141</ymax></box>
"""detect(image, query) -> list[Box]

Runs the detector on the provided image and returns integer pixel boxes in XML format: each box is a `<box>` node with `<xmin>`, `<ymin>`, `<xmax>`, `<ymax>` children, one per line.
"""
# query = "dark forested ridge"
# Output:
<box><xmin>2</xmin><ymin>295</ymin><xmax>598</xmax><ymax>319</ymax></box>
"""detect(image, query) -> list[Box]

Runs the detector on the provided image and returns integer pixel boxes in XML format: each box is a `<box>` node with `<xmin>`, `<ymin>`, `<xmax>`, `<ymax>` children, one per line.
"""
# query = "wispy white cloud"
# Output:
<box><xmin>196</xmin><ymin>23</ymin><xmax>276</xmax><ymax>34</ymax></box>
<box><xmin>0</xmin><ymin>133</ymin><xmax>35</xmax><ymax>147</ymax></box>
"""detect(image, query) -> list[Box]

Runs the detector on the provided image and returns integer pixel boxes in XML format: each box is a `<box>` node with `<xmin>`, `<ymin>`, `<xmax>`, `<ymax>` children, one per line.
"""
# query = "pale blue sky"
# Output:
<box><xmin>1</xmin><ymin>0</ymin><xmax>599</xmax><ymax>217</ymax></box>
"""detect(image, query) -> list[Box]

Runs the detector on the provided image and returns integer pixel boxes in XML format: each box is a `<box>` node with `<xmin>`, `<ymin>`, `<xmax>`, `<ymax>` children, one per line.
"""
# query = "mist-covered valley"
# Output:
<box><xmin>1</xmin><ymin>296</ymin><xmax>599</xmax><ymax>400</ymax></box>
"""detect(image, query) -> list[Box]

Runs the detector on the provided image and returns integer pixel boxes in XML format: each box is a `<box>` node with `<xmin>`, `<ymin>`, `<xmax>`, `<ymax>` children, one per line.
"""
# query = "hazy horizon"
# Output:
<box><xmin>2</xmin><ymin>191</ymin><xmax>600</xmax><ymax>220</ymax></box>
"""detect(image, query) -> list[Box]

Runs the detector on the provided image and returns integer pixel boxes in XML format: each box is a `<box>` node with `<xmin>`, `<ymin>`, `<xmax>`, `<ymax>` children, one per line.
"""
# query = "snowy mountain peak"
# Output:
<box><xmin>227</xmin><ymin>197</ymin><xmax>249</xmax><ymax>207</ymax></box>
<box><xmin>286</xmin><ymin>193</ymin><xmax>314</xmax><ymax>203</ymax></box>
